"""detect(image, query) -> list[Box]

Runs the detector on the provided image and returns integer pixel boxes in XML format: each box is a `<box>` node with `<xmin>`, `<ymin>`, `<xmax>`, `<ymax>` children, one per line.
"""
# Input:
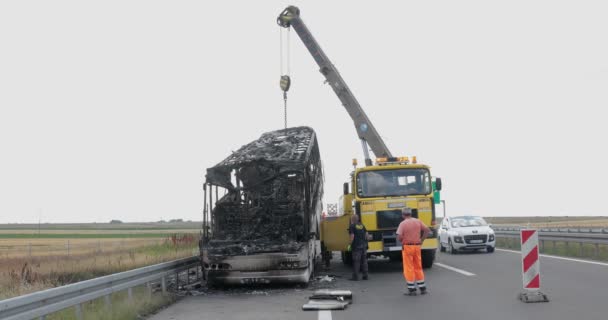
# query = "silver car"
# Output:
<box><xmin>438</xmin><ymin>216</ymin><xmax>496</xmax><ymax>254</ymax></box>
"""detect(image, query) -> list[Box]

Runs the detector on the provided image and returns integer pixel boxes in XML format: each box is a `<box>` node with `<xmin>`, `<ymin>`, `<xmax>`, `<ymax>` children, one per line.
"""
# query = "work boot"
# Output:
<box><xmin>349</xmin><ymin>274</ymin><xmax>359</xmax><ymax>281</ymax></box>
<box><xmin>362</xmin><ymin>275</ymin><xmax>369</xmax><ymax>280</ymax></box>
<box><xmin>419</xmin><ymin>287</ymin><xmax>428</xmax><ymax>295</ymax></box>
<box><xmin>405</xmin><ymin>288</ymin><xmax>417</xmax><ymax>296</ymax></box>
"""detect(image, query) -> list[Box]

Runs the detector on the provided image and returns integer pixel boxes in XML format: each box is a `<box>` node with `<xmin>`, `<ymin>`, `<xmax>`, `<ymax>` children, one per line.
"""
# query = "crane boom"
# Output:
<box><xmin>277</xmin><ymin>6</ymin><xmax>392</xmax><ymax>164</ymax></box>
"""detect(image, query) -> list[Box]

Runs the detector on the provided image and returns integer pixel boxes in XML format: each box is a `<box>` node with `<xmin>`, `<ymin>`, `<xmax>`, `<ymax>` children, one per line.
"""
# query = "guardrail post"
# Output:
<box><xmin>595</xmin><ymin>243</ymin><xmax>600</xmax><ymax>259</ymax></box>
<box><xmin>186</xmin><ymin>267</ymin><xmax>190</xmax><ymax>285</ymax></box>
<box><xmin>540</xmin><ymin>240</ymin><xmax>545</xmax><ymax>252</ymax></box>
<box><xmin>104</xmin><ymin>294</ymin><xmax>112</xmax><ymax>310</ymax></box>
<box><xmin>161</xmin><ymin>276</ymin><xmax>167</xmax><ymax>295</ymax></box>
<box><xmin>128</xmin><ymin>287</ymin><xmax>133</xmax><ymax>303</ymax></box>
<box><xmin>39</xmin><ymin>316</ymin><xmax>46</xmax><ymax>320</ymax></box>
<box><xmin>146</xmin><ymin>282</ymin><xmax>152</xmax><ymax>299</ymax></box>
<box><xmin>74</xmin><ymin>303</ymin><xmax>83</xmax><ymax>320</ymax></box>
<box><xmin>579</xmin><ymin>242</ymin><xmax>584</xmax><ymax>257</ymax></box>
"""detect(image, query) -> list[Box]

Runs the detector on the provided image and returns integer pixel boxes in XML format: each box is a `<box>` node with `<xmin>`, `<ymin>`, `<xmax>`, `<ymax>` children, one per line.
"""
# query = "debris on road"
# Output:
<box><xmin>302</xmin><ymin>289</ymin><xmax>352</xmax><ymax>311</ymax></box>
<box><xmin>519</xmin><ymin>291</ymin><xmax>549</xmax><ymax>303</ymax></box>
<box><xmin>315</xmin><ymin>275</ymin><xmax>335</xmax><ymax>283</ymax></box>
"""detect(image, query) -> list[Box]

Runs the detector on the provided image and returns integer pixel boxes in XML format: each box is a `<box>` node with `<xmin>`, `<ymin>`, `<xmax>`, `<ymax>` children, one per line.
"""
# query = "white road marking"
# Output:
<box><xmin>318</xmin><ymin>310</ymin><xmax>332</xmax><ymax>320</ymax></box>
<box><xmin>497</xmin><ymin>248</ymin><xmax>608</xmax><ymax>267</ymax></box>
<box><xmin>435</xmin><ymin>263</ymin><xmax>476</xmax><ymax>276</ymax></box>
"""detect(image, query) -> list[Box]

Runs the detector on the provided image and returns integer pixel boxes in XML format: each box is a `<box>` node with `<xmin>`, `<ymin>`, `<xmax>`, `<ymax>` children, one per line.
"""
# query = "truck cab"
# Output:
<box><xmin>322</xmin><ymin>157</ymin><xmax>441</xmax><ymax>268</ymax></box>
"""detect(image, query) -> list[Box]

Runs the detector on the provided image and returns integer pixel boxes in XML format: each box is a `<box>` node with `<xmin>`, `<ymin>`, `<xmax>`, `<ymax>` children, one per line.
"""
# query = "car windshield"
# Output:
<box><xmin>357</xmin><ymin>168</ymin><xmax>431</xmax><ymax>198</ymax></box>
<box><xmin>451</xmin><ymin>216</ymin><xmax>488</xmax><ymax>228</ymax></box>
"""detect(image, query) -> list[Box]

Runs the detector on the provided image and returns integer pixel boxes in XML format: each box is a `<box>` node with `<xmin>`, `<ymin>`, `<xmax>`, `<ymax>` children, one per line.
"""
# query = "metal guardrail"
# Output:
<box><xmin>492</xmin><ymin>226</ymin><xmax>608</xmax><ymax>234</ymax></box>
<box><xmin>494</xmin><ymin>229</ymin><xmax>608</xmax><ymax>245</ymax></box>
<box><xmin>492</xmin><ymin>226</ymin><xmax>608</xmax><ymax>260</ymax></box>
<box><xmin>0</xmin><ymin>256</ymin><xmax>200</xmax><ymax>320</ymax></box>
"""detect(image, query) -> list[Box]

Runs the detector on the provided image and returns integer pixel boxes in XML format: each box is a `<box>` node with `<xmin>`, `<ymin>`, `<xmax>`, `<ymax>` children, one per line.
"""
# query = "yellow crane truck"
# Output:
<box><xmin>278</xmin><ymin>6</ymin><xmax>442</xmax><ymax>268</ymax></box>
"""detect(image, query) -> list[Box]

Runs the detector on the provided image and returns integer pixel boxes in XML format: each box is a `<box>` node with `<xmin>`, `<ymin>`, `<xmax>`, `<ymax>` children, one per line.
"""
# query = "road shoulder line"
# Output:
<box><xmin>318</xmin><ymin>310</ymin><xmax>332</xmax><ymax>320</ymax></box>
<box><xmin>496</xmin><ymin>248</ymin><xmax>608</xmax><ymax>267</ymax></box>
<box><xmin>435</xmin><ymin>262</ymin><xmax>476</xmax><ymax>276</ymax></box>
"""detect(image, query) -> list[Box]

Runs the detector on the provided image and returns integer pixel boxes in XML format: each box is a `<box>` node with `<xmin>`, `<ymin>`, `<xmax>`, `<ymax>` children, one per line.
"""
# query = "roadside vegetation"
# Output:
<box><xmin>496</xmin><ymin>237</ymin><xmax>608</xmax><ymax>262</ymax></box>
<box><xmin>485</xmin><ymin>216</ymin><xmax>608</xmax><ymax>228</ymax></box>
<box><xmin>44</xmin><ymin>285</ymin><xmax>176</xmax><ymax>320</ymax></box>
<box><xmin>490</xmin><ymin>216</ymin><xmax>608</xmax><ymax>262</ymax></box>
<box><xmin>0</xmin><ymin>222</ymin><xmax>200</xmax><ymax>300</ymax></box>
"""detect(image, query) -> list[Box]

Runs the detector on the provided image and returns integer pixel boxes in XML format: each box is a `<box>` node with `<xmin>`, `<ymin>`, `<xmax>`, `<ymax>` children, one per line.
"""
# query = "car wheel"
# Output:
<box><xmin>421</xmin><ymin>250</ymin><xmax>435</xmax><ymax>268</ymax></box>
<box><xmin>486</xmin><ymin>246</ymin><xmax>495</xmax><ymax>253</ymax></box>
<box><xmin>449</xmin><ymin>239</ymin><xmax>458</xmax><ymax>254</ymax></box>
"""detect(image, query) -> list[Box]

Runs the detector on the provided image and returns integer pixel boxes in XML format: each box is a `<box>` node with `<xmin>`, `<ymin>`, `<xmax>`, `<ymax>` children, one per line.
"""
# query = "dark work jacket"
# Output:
<box><xmin>349</xmin><ymin>222</ymin><xmax>368</xmax><ymax>250</ymax></box>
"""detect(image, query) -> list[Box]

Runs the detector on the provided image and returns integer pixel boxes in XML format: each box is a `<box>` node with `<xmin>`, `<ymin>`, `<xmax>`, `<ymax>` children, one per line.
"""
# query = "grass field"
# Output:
<box><xmin>0</xmin><ymin>233</ymin><xmax>181</xmax><ymax>238</ymax></box>
<box><xmin>484</xmin><ymin>216</ymin><xmax>608</xmax><ymax>228</ymax></box>
<box><xmin>496</xmin><ymin>237</ymin><xmax>608</xmax><ymax>262</ymax></box>
<box><xmin>0</xmin><ymin>222</ymin><xmax>202</xmax><ymax>230</ymax></box>
<box><xmin>0</xmin><ymin>222</ymin><xmax>201</xmax><ymax>301</ymax></box>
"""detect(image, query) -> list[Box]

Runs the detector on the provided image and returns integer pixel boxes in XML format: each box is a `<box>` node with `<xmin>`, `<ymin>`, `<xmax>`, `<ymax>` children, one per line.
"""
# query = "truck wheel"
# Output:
<box><xmin>341</xmin><ymin>251</ymin><xmax>353</xmax><ymax>266</ymax></box>
<box><xmin>388</xmin><ymin>252</ymin><xmax>402</xmax><ymax>262</ymax></box>
<box><xmin>321</xmin><ymin>242</ymin><xmax>331</xmax><ymax>268</ymax></box>
<box><xmin>487</xmin><ymin>246</ymin><xmax>495</xmax><ymax>253</ymax></box>
<box><xmin>421</xmin><ymin>250</ymin><xmax>435</xmax><ymax>269</ymax></box>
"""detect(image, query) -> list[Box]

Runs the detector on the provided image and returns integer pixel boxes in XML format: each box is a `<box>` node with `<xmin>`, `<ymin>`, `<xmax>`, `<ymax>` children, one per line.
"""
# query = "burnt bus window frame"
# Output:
<box><xmin>201</xmin><ymin>127</ymin><xmax>324</xmax><ymax>254</ymax></box>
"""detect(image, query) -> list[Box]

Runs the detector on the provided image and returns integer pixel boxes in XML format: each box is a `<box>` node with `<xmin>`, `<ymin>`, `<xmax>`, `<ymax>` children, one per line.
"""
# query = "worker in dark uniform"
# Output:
<box><xmin>348</xmin><ymin>214</ymin><xmax>370</xmax><ymax>281</ymax></box>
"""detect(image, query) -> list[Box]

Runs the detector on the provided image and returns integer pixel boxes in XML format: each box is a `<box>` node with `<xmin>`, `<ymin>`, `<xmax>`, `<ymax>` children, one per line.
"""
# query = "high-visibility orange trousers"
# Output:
<box><xmin>402</xmin><ymin>245</ymin><xmax>425</xmax><ymax>289</ymax></box>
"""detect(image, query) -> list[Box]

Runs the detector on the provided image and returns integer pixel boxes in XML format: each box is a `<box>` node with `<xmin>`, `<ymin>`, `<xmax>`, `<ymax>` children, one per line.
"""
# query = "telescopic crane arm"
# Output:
<box><xmin>277</xmin><ymin>6</ymin><xmax>392</xmax><ymax>165</ymax></box>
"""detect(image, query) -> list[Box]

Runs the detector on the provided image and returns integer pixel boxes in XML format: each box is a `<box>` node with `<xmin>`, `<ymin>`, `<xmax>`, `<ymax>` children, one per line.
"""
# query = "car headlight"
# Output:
<box><xmin>489</xmin><ymin>234</ymin><xmax>495</xmax><ymax>241</ymax></box>
<box><xmin>453</xmin><ymin>236</ymin><xmax>463</xmax><ymax>243</ymax></box>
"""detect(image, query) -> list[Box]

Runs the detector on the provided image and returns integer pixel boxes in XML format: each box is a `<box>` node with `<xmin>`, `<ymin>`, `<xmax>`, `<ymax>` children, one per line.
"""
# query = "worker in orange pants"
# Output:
<box><xmin>396</xmin><ymin>207</ymin><xmax>430</xmax><ymax>295</ymax></box>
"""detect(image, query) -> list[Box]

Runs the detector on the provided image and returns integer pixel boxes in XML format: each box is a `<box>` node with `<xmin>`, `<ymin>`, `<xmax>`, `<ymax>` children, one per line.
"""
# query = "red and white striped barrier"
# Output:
<box><xmin>519</xmin><ymin>229</ymin><xmax>549</xmax><ymax>302</ymax></box>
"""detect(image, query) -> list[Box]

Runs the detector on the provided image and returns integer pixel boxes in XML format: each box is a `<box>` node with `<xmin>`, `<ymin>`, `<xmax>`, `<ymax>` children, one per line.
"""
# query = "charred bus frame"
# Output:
<box><xmin>200</xmin><ymin>126</ymin><xmax>323</xmax><ymax>285</ymax></box>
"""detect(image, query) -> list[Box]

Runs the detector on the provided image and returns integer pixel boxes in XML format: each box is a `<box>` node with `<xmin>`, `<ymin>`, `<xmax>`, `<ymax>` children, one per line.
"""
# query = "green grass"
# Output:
<box><xmin>0</xmin><ymin>233</ymin><xmax>175</xmax><ymax>239</ymax></box>
<box><xmin>45</xmin><ymin>284</ymin><xmax>176</xmax><ymax>320</ymax></box>
<box><xmin>496</xmin><ymin>237</ymin><xmax>608</xmax><ymax>262</ymax></box>
<box><xmin>0</xmin><ymin>222</ymin><xmax>202</xmax><ymax>231</ymax></box>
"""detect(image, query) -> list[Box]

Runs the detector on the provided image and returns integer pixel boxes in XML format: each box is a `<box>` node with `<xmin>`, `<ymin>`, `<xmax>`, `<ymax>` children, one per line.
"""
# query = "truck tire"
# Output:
<box><xmin>321</xmin><ymin>242</ymin><xmax>331</xmax><ymax>268</ymax></box>
<box><xmin>341</xmin><ymin>251</ymin><xmax>353</xmax><ymax>266</ymax></box>
<box><xmin>421</xmin><ymin>249</ymin><xmax>435</xmax><ymax>269</ymax></box>
<box><xmin>388</xmin><ymin>252</ymin><xmax>402</xmax><ymax>262</ymax></box>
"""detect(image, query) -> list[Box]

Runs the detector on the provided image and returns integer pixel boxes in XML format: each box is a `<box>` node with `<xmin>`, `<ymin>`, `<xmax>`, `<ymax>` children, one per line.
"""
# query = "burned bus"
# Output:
<box><xmin>200</xmin><ymin>126</ymin><xmax>324</xmax><ymax>285</ymax></box>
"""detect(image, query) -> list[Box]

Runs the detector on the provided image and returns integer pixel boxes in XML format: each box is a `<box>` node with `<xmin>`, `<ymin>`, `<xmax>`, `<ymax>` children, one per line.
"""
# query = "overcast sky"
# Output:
<box><xmin>1</xmin><ymin>1</ymin><xmax>607</xmax><ymax>223</ymax></box>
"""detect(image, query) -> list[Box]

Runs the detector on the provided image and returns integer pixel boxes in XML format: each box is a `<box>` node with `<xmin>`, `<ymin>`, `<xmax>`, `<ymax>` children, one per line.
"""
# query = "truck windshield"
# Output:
<box><xmin>356</xmin><ymin>168</ymin><xmax>431</xmax><ymax>198</ymax></box>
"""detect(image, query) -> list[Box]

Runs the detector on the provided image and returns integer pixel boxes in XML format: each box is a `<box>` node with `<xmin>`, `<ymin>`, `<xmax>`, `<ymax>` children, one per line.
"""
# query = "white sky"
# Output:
<box><xmin>1</xmin><ymin>1</ymin><xmax>607</xmax><ymax>223</ymax></box>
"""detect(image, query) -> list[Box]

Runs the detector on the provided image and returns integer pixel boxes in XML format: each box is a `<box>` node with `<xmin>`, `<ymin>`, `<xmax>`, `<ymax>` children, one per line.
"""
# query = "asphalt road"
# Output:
<box><xmin>148</xmin><ymin>249</ymin><xmax>608</xmax><ymax>320</ymax></box>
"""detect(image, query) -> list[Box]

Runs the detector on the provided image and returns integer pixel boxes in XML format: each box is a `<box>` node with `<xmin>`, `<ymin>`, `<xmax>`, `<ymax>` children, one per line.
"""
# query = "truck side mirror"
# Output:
<box><xmin>343</xmin><ymin>182</ymin><xmax>349</xmax><ymax>195</ymax></box>
<box><xmin>435</xmin><ymin>178</ymin><xmax>442</xmax><ymax>191</ymax></box>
